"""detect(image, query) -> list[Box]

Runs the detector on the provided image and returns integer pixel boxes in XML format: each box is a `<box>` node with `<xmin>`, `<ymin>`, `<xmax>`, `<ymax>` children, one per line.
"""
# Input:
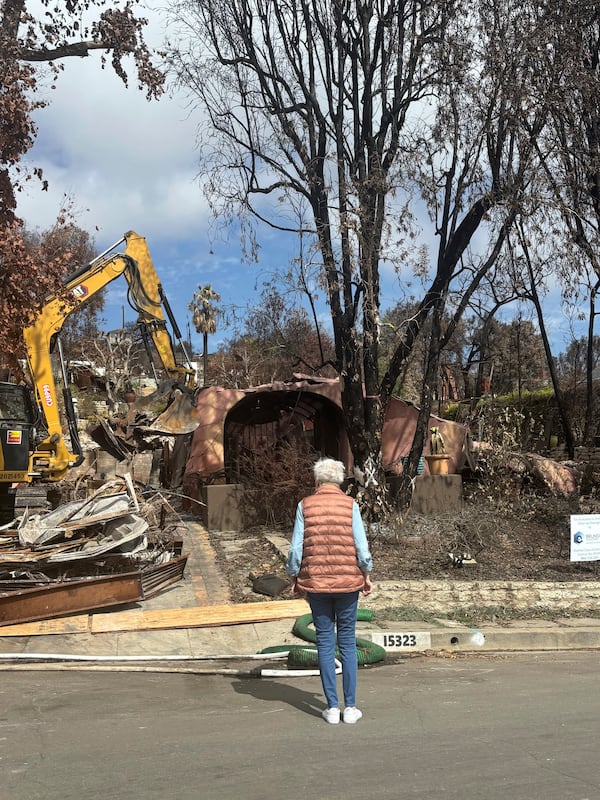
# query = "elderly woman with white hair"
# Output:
<box><xmin>286</xmin><ymin>457</ymin><xmax>373</xmax><ymax>725</ymax></box>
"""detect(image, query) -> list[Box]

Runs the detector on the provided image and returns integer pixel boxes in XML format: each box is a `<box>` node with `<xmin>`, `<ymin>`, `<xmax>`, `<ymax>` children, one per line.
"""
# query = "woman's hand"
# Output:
<box><xmin>361</xmin><ymin>574</ymin><xmax>372</xmax><ymax>596</ymax></box>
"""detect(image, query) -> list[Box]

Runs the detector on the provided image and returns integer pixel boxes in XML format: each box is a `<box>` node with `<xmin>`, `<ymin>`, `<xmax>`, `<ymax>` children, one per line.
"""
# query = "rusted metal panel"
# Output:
<box><xmin>0</xmin><ymin>572</ymin><xmax>143</xmax><ymax>627</ymax></box>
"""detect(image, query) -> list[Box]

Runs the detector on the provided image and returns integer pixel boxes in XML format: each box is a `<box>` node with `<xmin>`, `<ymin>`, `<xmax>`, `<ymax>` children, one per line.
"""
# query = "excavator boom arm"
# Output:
<box><xmin>118</xmin><ymin>232</ymin><xmax>194</xmax><ymax>384</ymax></box>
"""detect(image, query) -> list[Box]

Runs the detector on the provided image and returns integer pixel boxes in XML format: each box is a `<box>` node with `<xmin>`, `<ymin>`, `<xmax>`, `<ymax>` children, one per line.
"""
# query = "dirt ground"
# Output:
<box><xmin>206</xmin><ymin>478</ymin><xmax>600</xmax><ymax>605</ymax></box>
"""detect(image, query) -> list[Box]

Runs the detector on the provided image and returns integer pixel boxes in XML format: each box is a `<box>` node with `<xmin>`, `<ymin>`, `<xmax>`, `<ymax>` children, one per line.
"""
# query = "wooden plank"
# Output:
<box><xmin>91</xmin><ymin>599</ymin><xmax>309</xmax><ymax>634</ymax></box>
<box><xmin>0</xmin><ymin>615</ymin><xmax>90</xmax><ymax>637</ymax></box>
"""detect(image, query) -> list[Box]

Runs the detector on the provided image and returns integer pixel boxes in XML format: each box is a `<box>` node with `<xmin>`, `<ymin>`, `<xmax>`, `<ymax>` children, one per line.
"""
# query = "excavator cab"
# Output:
<box><xmin>0</xmin><ymin>383</ymin><xmax>41</xmax><ymax>481</ymax></box>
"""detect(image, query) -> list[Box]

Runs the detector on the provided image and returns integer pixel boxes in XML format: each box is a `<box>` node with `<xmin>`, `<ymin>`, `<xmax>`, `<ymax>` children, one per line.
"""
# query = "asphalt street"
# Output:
<box><xmin>1</xmin><ymin>650</ymin><xmax>598</xmax><ymax>800</ymax></box>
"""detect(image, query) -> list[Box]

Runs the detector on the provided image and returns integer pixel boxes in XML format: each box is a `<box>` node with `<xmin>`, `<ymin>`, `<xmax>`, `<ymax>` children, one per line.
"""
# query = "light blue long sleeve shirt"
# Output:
<box><xmin>285</xmin><ymin>499</ymin><xmax>373</xmax><ymax>577</ymax></box>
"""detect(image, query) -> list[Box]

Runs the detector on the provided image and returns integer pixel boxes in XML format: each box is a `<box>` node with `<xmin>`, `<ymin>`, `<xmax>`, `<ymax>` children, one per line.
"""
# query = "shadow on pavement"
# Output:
<box><xmin>231</xmin><ymin>677</ymin><xmax>324</xmax><ymax>719</ymax></box>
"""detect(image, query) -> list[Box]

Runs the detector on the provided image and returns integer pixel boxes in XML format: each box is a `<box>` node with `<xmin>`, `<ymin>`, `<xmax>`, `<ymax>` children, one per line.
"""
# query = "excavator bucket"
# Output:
<box><xmin>146</xmin><ymin>388</ymin><xmax>200</xmax><ymax>435</ymax></box>
<box><xmin>88</xmin><ymin>418</ymin><xmax>133</xmax><ymax>461</ymax></box>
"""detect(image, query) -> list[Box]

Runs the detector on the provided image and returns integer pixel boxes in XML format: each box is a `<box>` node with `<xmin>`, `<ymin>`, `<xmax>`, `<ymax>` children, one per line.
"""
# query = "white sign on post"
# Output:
<box><xmin>570</xmin><ymin>515</ymin><xmax>600</xmax><ymax>562</ymax></box>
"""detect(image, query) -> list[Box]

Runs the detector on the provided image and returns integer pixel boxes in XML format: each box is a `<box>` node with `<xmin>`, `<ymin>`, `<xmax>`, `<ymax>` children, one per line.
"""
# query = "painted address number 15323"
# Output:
<box><xmin>382</xmin><ymin>634</ymin><xmax>417</xmax><ymax>647</ymax></box>
<box><xmin>370</xmin><ymin>631</ymin><xmax>432</xmax><ymax>650</ymax></box>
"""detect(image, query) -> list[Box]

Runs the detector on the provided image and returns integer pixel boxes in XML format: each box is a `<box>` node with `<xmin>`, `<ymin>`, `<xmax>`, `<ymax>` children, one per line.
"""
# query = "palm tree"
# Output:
<box><xmin>189</xmin><ymin>284</ymin><xmax>221</xmax><ymax>386</ymax></box>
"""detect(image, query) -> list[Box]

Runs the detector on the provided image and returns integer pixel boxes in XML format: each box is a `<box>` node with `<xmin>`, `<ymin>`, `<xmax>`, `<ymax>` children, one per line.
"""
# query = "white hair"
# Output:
<box><xmin>313</xmin><ymin>457</ymin><xmax>345</xmax><ymax>486</ymax></box>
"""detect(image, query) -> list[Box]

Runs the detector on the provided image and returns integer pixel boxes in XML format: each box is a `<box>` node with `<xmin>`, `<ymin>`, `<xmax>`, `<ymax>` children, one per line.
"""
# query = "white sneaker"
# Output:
<box><xmin>322</xmin><ymin>707</ymin><xmax>341</xmax><ymax>724</ymax></box>
<box><xmin>343</xmin><ymin>706</ymin><xmax>363</xmax><ymax>724</ymax></box>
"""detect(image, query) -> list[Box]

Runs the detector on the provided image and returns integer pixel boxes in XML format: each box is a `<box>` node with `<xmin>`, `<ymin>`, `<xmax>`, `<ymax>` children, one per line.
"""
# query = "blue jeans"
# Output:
<box><xmin>308</xmin><ymin>592</ymin><xmax>360</xmax><ymax>709</ymax></box>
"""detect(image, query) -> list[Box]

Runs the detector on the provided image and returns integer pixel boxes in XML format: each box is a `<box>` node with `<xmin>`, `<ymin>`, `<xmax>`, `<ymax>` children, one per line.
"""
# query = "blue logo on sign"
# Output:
<box><xmin>573</xmin><ymin>532</ymin><xmax>584</xmax><ymax>544</ymax></box>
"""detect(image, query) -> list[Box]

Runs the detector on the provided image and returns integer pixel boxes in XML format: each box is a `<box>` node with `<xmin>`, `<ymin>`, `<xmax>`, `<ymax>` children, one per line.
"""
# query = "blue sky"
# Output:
<box><xmin>16</xmin><ymin>3</ymin><xmax>584</xmax><ymax>359</ymax></box>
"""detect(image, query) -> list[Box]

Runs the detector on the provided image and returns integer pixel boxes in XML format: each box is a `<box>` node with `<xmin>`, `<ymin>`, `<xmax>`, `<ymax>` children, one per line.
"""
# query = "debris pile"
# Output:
<box><xmin>87</xmin><ymin>379</ymin><xmax>200</xmax><ymax>462</ymax></box>
<box><xmin>0</xmin><ymin>474</ymin><xmax>188</xmax><ymax>627</ymax></box>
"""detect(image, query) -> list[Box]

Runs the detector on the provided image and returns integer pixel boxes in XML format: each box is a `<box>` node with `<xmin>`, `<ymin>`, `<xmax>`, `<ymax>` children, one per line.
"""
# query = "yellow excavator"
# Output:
<box><xmin>0</xmin><ymin>231</ymin><xmax>199</xmax><ymax>513</ymax></box>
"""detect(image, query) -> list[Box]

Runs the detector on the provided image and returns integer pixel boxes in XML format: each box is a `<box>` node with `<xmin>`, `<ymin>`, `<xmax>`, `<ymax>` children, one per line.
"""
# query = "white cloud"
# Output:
<box><xmin>17</xmin><ymin>6</ymin><xmax>208</xmax><ymax>247</ymax></box>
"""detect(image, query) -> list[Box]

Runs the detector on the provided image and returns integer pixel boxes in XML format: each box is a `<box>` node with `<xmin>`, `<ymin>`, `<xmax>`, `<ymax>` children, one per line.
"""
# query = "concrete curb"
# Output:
<box><xmin>360</xmin><ymin>617</ymin><xmax>600</xmax><ymax>654</ymax></box>
<box><xmin>2</xmin><ymin>617</ymin><xmax>600</xmax><ymax>670</ymax></box>
<box><xmin>366</xmin><ymin>627</ymin><xmax>600</xmax><ymax>654</ymax></box>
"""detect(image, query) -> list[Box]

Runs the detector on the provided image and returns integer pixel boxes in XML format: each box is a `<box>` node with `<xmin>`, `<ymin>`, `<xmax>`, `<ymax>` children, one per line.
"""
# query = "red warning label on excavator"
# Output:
<box><xmin>6</xmin><ymin>430</ymin><xmax>22</xmax><ymax>445</ymax></box>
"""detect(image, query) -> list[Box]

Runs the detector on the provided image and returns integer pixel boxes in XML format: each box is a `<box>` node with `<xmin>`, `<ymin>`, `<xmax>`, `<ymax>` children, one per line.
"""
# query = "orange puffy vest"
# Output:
<box><xmin>296</xmin><ymin>484</ymin><xmax>365</xmax><ymax>594</ymax></box>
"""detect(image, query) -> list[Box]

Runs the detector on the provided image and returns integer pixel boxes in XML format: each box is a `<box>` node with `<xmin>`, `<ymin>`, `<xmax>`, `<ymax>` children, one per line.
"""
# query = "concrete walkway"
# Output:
<box><xmin>1</xmin><ymin>519</ymin><xmax>600</xmax><ymax>668</ymax></box>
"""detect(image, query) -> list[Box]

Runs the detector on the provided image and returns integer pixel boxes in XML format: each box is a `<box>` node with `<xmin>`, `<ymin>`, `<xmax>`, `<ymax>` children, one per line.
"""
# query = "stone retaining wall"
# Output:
<box><xmin>263</xmin><ymin>532</ymin><xmax>600</xmax><ymax>613</ymax></box>
<box><xmin>367</xmin><ymin>580</ymin><xmax>600</xmax><ymax>612</ymax></box>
